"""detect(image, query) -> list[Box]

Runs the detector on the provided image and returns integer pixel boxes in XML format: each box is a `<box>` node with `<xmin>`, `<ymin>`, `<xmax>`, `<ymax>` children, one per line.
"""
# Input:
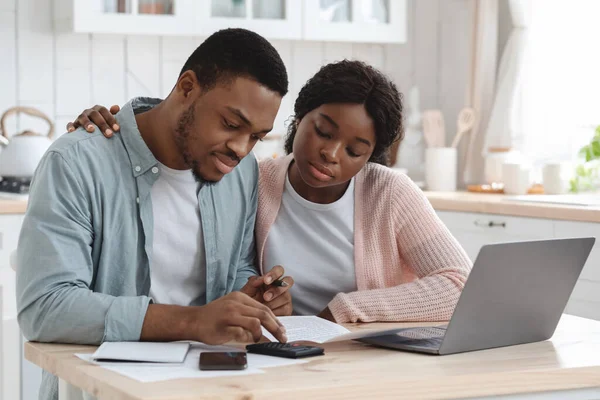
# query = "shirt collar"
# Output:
<box><xmin>116</xmin><ymin>97</ymin><xmax>161</xmax><ymax>177</ymax></box>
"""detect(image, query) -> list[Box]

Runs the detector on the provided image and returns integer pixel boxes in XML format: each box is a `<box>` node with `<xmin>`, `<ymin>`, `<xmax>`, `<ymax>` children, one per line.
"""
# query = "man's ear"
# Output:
<box><xmin>176</xmin><ymin>70</ymin><xmax>198</xmax><ymax>99</ymax></box>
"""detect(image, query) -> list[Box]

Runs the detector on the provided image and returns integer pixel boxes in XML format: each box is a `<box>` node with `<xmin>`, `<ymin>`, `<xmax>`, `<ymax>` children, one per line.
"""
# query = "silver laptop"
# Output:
<box><xmin>359</xmin><ymin>238</ymin><xmax>595</xmax><ymax>355</ymax></box>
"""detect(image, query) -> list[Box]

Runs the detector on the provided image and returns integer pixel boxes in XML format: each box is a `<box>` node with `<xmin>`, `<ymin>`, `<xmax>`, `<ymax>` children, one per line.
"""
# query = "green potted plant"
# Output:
<box><xmin>570</xmin><ymin>125</ymin><xmax>600</xmax><ymax>192</ymax></box>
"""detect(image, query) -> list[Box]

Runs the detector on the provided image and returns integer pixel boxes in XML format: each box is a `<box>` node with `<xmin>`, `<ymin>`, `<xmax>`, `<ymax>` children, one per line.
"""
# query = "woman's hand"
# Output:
<box><xmin>241</xmin><ymin>265</ymin><xmax>294</xmax><ymax>316</ymax></box>
<box><xmin>67</xmin><ymin>105</ymin><xmax>120</xmax><ymax>137</ymax></box>
<box><xmin>318</xmin><ymin>307</ymin><xmax>335</xmax><ymax>322</ymax></box>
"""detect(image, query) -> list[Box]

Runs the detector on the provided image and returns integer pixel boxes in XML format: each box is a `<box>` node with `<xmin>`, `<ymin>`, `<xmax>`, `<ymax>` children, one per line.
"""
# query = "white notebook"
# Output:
<box><xmin>92</xmin><ymin>342</ymin><xmax>190</xmax><ymax>363</ymax></box>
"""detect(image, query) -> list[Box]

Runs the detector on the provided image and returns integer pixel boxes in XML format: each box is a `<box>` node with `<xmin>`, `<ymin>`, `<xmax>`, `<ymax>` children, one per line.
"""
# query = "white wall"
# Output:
<box><xmin>0</xmin><ymin>0</ymin><xmax>473</xmax><ymax>180</ymax></box>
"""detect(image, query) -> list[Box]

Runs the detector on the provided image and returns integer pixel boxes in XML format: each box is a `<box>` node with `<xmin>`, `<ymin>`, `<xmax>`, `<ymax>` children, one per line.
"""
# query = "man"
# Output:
<box><xmin>16</xmin><ymin>28</ymin><xmax>292</xmax><ymax>400</ymax></box>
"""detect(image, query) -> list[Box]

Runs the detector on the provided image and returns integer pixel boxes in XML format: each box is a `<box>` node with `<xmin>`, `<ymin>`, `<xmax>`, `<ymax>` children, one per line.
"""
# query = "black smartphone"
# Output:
<box><xmin>199</xmin><ymin>352</ymin><xmax>248</xmax><ymax>371</ymax></box>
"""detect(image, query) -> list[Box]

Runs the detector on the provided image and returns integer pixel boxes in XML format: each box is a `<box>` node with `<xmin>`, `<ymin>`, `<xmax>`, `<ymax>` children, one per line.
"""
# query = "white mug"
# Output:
<box><xmin>484</xmin><ymin>149</ymin><xmax>523</xmax><ymax>185</ymax></box>
<box><xmin>425</xmin><ymin>147</ymin><xmax>457</xmax><ymax>192</ymax></box>
<box><xmin>542</xmin><ymin>162</ymin><xmax>571</xmax><ymax>194</ymax></box>
<box><xmin>502</xmin><ymin>163</ymin><xmax>531</xmax><ymax>195</ymax></box>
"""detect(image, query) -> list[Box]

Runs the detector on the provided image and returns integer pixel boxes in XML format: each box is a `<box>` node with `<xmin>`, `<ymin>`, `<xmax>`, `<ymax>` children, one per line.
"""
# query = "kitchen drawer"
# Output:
<box><xmin>437</xmin><ymin>211</ymin><xmax>555</xmax><ymax>261</ymax></box>
<box><xmin>437</xmin><ymin>211</ymin><xmax>554</xmax><ymax>239</ymax></box>
<box><xmin>0</xmin><ymin>215</ymin><xmax>24</xmax><ymax>269</ymax></box>
<box><xmin>554</xmin><ymin>220</ymin><xmax>600</xmax><ymax>282</ymax></box>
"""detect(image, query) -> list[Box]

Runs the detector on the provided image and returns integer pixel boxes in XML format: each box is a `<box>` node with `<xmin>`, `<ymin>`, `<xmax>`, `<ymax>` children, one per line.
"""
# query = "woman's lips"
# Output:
<box><xmin>308</xmin><ymin>162</ymin><xmax>334</xmax><ymax>181</ymax></box>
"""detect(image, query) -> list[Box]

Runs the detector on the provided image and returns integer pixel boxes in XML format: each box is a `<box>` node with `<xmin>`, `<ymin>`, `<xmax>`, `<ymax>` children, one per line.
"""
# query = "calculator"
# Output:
<box><xmin>246</xmin><ymin>342</ymin><xmax>325</xmax><ymax>359</ymax></box>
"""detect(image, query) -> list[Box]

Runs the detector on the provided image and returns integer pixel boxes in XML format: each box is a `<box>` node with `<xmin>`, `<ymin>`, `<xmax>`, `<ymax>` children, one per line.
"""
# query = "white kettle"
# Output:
<box><xmin>0</xmin><ymin>107</ymin><xmax>54</xmax><ymax>178</ymax></box>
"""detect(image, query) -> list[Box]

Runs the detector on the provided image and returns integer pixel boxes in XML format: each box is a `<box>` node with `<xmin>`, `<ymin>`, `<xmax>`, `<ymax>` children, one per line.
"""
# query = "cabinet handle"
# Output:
<box><xmin>474</xmin><ymin>220</ymin><xmax>506</xmax><ymax>228</ymax></box>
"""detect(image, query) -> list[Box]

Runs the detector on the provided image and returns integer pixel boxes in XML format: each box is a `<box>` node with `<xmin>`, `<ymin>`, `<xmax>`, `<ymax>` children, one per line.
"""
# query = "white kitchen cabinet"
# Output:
<box><xmin>437</xmin><ymin>211</ymin><xmax>554</xmax><ymax>262</ymax></box>
<box><xmin>54</xmin><ymin>0</ymin><xmax>406</xmax><ymax>43</ymax></box>
<box><xmin>54</xmin><ymin>0</ymin><xmax>197</xmax><ymax>36</ymax></box>
<box><xmin>437</xmin><ymin>210</ymin><xmax>600</xmax><ymax>321</ymax></box>
<box><xmin>0</xmin><ymin>214</ymin><xmax>24</xmax><ymax>270</ymax></box>
<box><xmin>554</xmin><ymin>220</ymin><xmax>600</xmax><ymax>321</ymax></box>
<box><xmin>199</xmin><ymin>0</ymin><xmax>302</xmax><ymax>40</ymax></box>
<box><xmin>1</xmin><ymin>271</ymin><xmax>21</xmax><ymax>400</ymax></box>
<box><xmin>303</xmin><ymin>0</ymin><xmax>407</xmax><ymax>43</ymax></box>
<box><xmin>1</xmin><ymin>286</ymin><xmax>3</xmax><ymax>400</ymax></box>
<box><xmin>1</xmin><ymin>214</ymin><xmax>23</xmax><ymax>400</ymax></box>
<box><xmin>0</xmin><ymin>214</ymin><xmax>40</xmax><ymax>400</ymax></box>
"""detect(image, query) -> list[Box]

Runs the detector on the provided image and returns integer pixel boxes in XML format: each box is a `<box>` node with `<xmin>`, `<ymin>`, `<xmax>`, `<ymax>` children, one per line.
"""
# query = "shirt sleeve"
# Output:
<box><xmin>328</xmin><ymin>177</ymin><xmax>472</xmax><ymax>323</ymax></box>
<box><xmin>16</xmin><ymin>151</ymin><xmax>150</xmax><ymax>344</ymax></box>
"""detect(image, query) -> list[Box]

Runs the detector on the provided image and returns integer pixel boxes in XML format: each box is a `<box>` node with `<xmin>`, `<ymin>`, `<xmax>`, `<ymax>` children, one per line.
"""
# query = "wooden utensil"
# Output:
<box><xmin>422</xmin><ymin>110</ymin><xmax>445</xmax><ymax>147</ymax></box>
<box><xmin>466</xmin><ymin>183</ymin><xmax>545</xmax><ymax>195</ymax></box>
<box><xmin>451</xmin><ymin>107</ymin><xmax>477</xmax><ymax>148</ymax></box>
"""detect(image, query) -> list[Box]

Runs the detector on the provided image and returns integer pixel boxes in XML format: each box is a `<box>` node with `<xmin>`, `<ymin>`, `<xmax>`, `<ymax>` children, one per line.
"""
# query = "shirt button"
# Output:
<box><xmin>134</xmin><ymin>166</ymin><xmax>141</xmax><ymax>172</ymax></box>
<box><xmin>136</xmin><ymin>197</ymin><xmax>140</xmax><ymax>204</ymax></box>
<box><xmin>151</xmin><ymin>167</ymin><xmax>158</xmax><ymax>174</ymax></box>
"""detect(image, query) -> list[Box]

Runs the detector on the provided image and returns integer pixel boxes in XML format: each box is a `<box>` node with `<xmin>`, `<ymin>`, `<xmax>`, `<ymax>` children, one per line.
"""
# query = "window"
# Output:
<box><xmin>521</xmin><ymin>0</ymin><xmax>600</xmax><ymax>166</ymax></box>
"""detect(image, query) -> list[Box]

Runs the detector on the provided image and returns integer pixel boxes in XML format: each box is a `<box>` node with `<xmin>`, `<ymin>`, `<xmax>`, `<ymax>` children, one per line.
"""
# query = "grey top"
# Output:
<box><xmin>16</xmin><ymin>97</ymin><xmax>259</xmax><ymax>400</ymax></box>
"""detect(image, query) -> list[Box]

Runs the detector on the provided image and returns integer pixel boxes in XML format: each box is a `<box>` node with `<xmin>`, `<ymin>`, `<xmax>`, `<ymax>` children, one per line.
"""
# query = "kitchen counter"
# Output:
<box><xmin>2</xmin><ymin>193</ymin><xmax>600</xmax><ymax>223</ymax></box>
<box><xmin>0</xmin><ymin>199</ymin><xmax>27</xmax><ymax>214</ymax></box>
<box><xmin>426</xmin><ymin>191</ymin><xmax>600</xmax><ymax>223</ymax></box>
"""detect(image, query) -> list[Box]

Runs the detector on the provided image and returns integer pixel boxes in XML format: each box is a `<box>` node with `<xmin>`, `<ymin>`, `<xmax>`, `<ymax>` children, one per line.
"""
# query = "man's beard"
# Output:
<box><xmin>174</xmin><ymin>103</ymin><xmax>204</xmax><ymax>183</ymax></box>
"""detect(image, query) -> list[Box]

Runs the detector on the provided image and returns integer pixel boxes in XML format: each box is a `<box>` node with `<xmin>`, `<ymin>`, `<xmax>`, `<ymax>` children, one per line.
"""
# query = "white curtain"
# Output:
<box><xmin>481</xmin><ymin>0</ymin><xmax>532</xmax><ymax>155</ymax></box>
<box><xmin>462</xmin><ymin>0</ymin><xmax>499</xmax><ymax>185</ymax></box>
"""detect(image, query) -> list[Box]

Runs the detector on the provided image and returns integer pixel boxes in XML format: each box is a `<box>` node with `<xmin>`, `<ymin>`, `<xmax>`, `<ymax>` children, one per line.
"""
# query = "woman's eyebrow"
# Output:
<box><xmin>319</xmin><ymin>113</ymin><xmax>339</xmax><ymax>129</ymax></box>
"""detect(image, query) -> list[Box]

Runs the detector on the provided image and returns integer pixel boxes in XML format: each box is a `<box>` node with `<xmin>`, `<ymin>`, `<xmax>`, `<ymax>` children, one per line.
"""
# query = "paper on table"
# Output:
<box><xmin>76</xmin><ymin>343</ymin><xmax>308</xmax><ymax>383</ymax></box>
<box><xmin>262</xmin><ymin>316</ymin><xmax>407</xmax><ymax>344</ymax></box>
<box><xmin>262</xmin><ymin>316</ymin><xmax>350</xmax><ymax>343</ymax></box>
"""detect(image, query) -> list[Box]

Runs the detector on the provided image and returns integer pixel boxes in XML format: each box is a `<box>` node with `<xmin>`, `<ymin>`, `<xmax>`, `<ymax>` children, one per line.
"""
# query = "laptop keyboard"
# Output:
<box><xmin>384</xmin><ymin>326</ymin><xmax>447</xmax><ymax>349</ymax></box>
<box><xmin>395</xmin><ymin>326</ymin><xmax>447</xmax><ymax>339</ymax></box>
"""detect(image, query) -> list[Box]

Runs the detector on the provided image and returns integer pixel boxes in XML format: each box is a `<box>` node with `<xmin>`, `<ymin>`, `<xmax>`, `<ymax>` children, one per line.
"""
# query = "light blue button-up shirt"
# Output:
<box><xmin>16</xmin><ymin>97</ymin><xmax>259</xmax><ymax>400</ymax></box>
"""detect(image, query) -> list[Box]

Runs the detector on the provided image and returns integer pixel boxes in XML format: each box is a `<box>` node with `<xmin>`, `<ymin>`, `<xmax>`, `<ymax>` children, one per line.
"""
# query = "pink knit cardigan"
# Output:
<box><xmin>256</xmin><ymin>155</ymin><xmax>472</xmax><ymax>323</ymax></box>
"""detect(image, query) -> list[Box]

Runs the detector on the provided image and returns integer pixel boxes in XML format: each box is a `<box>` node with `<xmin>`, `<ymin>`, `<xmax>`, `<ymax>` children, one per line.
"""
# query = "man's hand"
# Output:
<box><xmin>195</xmin><ymin>292</ymin><xmax>287</xmax><ymax>344</ymax></box>
<box><xmin>67</xmin><ymin>104</ymin><xmax>120</xmax><ymax>137</ymax></box>
<box><xmin>141</xmin><ymin>292</ymin><xmax>287</xmax><ymax>345</ymax></box>
<box><xmin>241</xmin><ymin>265</ymin><xmax>294</xmax><ymax>316</ymax></box>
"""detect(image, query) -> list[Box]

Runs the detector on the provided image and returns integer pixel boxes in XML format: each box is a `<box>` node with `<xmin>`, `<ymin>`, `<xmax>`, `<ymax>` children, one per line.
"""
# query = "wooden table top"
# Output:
<box><xmin>24</xmin><ymin>314</ymin><xmax>600</xmax><ymax>400</ymax></box>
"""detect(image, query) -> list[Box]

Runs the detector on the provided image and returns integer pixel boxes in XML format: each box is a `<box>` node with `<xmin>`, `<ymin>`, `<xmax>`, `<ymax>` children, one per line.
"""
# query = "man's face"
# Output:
<box><xmin>174</xmin><ymin>75</ymin><xmax>282</xmax><ymax>182</ymax></box>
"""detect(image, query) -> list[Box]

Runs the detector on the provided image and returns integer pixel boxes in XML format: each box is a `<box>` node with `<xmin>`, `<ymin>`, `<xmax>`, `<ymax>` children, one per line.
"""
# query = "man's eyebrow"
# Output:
<box><xmin>226</xmin><ymin>107</ymin><xmax>252</xmax><ymax>127</ymax></box>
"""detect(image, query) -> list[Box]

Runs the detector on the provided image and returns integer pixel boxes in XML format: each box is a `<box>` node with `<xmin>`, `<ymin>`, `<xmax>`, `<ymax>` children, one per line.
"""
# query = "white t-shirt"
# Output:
<box><xmin>148</xmin><ymin>162</ymin><xmax>206</xmax><ymax>306</ymax></box>
<box><xmin>263</xmin><ymin>173</ymin><xmax>357</xmax><ymax>315</ymax></box>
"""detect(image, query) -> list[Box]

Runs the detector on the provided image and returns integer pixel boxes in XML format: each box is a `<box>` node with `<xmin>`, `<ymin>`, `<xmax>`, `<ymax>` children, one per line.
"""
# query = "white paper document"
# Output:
<box><xmin>76</xmin><ymin>343</ymin><xmax>308</xmax><ymax>382</ymax></box>
<box><xmin>91</xmin><ymin>341</ymin><xmax>190</xmax><ymax>364</ymax></box>
<box><xmin>262</xmin><ymin>316</ymin><xmax>406</xmax><ymax>344</ymax></box>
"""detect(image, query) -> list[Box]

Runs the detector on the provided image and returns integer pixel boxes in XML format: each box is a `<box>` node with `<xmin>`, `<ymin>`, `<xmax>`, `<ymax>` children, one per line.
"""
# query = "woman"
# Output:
<box><xmin>68</xmin><ymin>60</ymin><xmax>471</xmax><ymax>323</ymax></box>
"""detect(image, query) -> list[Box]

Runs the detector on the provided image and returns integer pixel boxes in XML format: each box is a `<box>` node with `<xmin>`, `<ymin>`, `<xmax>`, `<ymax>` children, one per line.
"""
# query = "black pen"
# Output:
<box><xmin>270</xmin><ymin>279</ymin><xmax>289</xmax><ymax>287</ymax></box>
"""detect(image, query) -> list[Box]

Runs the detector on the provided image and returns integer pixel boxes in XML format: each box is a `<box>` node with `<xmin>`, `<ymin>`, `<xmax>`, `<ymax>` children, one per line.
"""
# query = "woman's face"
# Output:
<box><xmin>292</xmin><ymin>103</ymin><xmax>376</xmax><ymax>189</ymax></box>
